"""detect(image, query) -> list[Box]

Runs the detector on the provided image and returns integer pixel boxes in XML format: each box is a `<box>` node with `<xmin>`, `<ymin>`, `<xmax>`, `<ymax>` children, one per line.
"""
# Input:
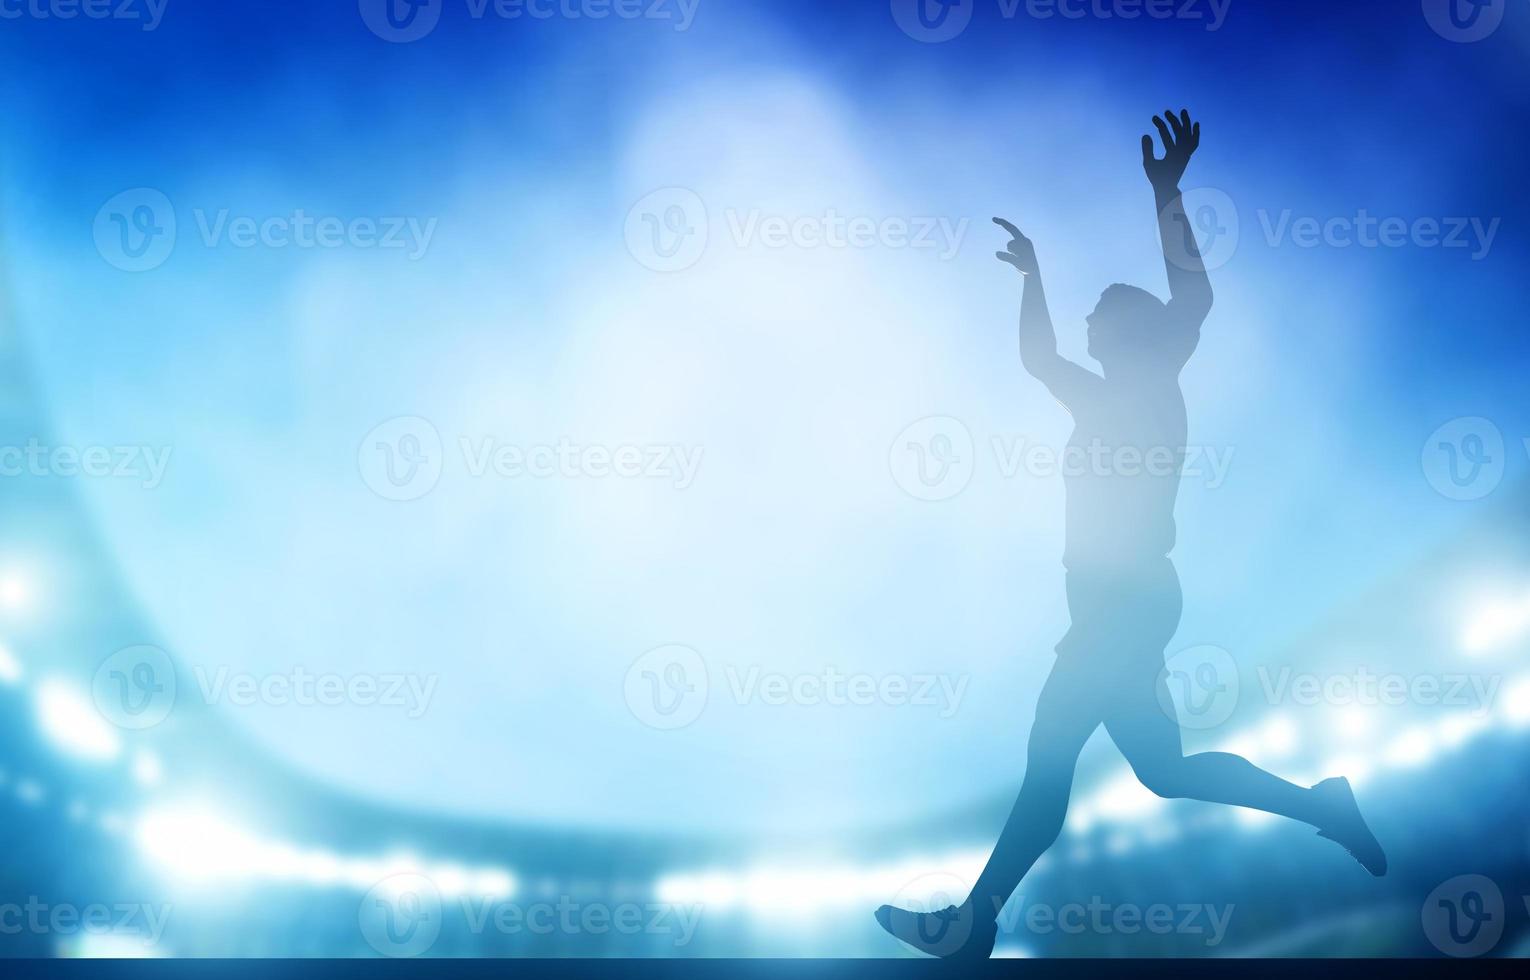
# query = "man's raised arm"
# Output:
<box><xmin>994</xmin><ymin>217</ymin><xmax>1100</xmax><ymax>413</ymax></box>
<box><xmin>1143</xmin><ymin>109</ymin><xmax>1214</xmax><ymax>325</ymax></box>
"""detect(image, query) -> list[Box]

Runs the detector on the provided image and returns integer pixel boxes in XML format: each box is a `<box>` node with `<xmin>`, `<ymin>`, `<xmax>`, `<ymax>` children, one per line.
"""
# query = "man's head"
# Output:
<box><xmin>1086</xmin><ymin>283</ymin><xmax>1168</xmax><ymax>371</ymax></box>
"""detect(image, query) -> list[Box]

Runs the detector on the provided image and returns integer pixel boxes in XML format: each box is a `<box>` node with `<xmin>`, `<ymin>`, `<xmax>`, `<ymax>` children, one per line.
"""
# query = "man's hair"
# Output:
<box><xmin>1097</xmin><ymin>283</ymin><xmax>1167</xmax><ymax>328</ymax></box>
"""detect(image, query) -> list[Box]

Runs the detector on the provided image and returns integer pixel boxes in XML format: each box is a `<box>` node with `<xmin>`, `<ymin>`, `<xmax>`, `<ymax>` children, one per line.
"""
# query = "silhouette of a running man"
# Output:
<box><xmin>876</xmin><ymin>111</ymin><xmax>1385</xmax><ymax>960</ymax></box>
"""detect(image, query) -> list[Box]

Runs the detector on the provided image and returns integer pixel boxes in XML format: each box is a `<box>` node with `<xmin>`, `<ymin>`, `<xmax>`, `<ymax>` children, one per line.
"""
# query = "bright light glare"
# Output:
<box><xmin>1318</xmin><ymin>754</ymin><xmax>1372</xmax><ymax>786</ymax></box>
<box><xmin>1233</xmin><ymin>807</ymin><xmax>1277</xmax><ymax>829</ymax></box>
<box><xmin>0</xmin><ymin>571</ymin><xmax>31</xmax><ymax>613</ymax></box>
<box><xmin>1502</xmin><ymin>676</ymin><xmax>1530</xmax><ymax>728</ymax></box>
<box><xmin>136</xmin><ymin>805</ymin><xmax>264</xmax><ymax>882</ymax></box>
<box><xmin>1258</xmin><ymin>714</ymin><xmax>1298</xmax><ymax>757</ymax></box>
<box><xmin>61</xmin><ymin>933</ymin><xmax>166</xmax><ymax>959</ymax></box>
<box><xmin>1333</xmin><ymin>706</ymin><xmax>1374</xmax><ymax>740</ymax></box>
<box><xmin>655</xmin><ymin>848</ymin><xmax>988</xmax><ymax>915</ymax></box>
<box><xmin>1435</xmin><ymin>712</ymin><xmax>1491</xmax><ymax>748</ymax></box>
<box><xmin>1461</xmin><ymin>590</ymin><xmax>1530</xmax><ymax>654</ymax></box>
<box><xmin>36</xmin><ymin>679</ymin><xmax>122</xmax><ymax>762</ymax></box>
<box><xmin>1382</xmin><ymin>726</ymin><xmax>1437</xmax><ymax>769</ymax></box>
<box><xmin>134</xmin><ymin>804</ymin><xmax>516</xmax><ymax>897</ymax></box>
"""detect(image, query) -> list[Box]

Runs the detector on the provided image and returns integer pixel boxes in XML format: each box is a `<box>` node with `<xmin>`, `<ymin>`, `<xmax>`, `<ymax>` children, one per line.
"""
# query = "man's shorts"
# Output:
<box><xmin>1054</xmin><ymin>556</ymin><xmax>1183</xmax><ymax>671</ymax></box>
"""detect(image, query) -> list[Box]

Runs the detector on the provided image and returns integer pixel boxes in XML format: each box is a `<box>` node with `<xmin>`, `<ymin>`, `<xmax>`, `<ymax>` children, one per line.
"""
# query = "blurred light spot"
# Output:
<box><xmin>1319</xmin><ymin>754</ymin><xmax>1372</xmax><ymax>787</ymax></box>
<box><xmin>1258</xmin><ymin>714</ymin><xmax>1298</xmax><ymax>756</ymax></box>
<box><xmin>0</xmin><ymin>642</ymin><xmax>22</xmax><ymax>684</ymax></box>
<box><xmin>36</xmin><ymin>679</ymin><xmax>122</xmax><ymax>762</ymax></box>
<box><xmin>136</xmin><ymin>805</ymin><xmax>263</xmax><ymax>882</ymax></box>
<box><xmin>0</xmin><ymin>571</ymin><xmax>32</xmax><ymax>614</ymax></box>
<box><xmin>1461</xmin><ymin>590</ymin><xmax>1530</xmax><ymax>655</ymax></box>
<box><xmin>1333</xmin><ymin>705</ymin><xmax>1374</xmax><ymax>740</ymax></box>
<box><xmin>132</xmin><ymin>750</ymin><xmax>165</xmax><ymax>787</ymax></box>
<box><xmin>655</xmin><ymin>849</ymin><xmax>984</xmax><ymax>915</ymax></box>
<box><xmin>1502</xmin><ymin>676</ymin><xmax>1530</xmax><ymax>728</ymax></box>
<box><xmin>134</xmin><ymin>803</ymin><xmax>514</xmax><ymax>896</ymax></box>
<box><xmin>1233</xmin><ymin>807</ymin><xmax>1276</xmax><ymax>829</ymax></box>
<box><xmin>1436</xmin><ymin>712</ymin><xmax>1491</xmax><ymax>749</ymax></box>
<box><xmin>1383</xmin><ymin>726</ymin><xmax>1437</xmax><ymax>769</ymax></box>
<box><xmin>59</xmin><ymin>933</ymin><xmax>165</xmax><ymax>959</ymax></box>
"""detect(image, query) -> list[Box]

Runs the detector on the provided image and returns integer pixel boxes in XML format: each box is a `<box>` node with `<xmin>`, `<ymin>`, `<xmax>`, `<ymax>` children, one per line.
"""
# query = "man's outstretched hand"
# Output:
<box><xmin>1142</xmin><ymin>109</ymin><xmax>1200</xmax><ymax>190</ymax></box>
<box><xmin>993</xmin><ymin>217</ymin><xmax>1038</xmax><ymax>277</ymax></box>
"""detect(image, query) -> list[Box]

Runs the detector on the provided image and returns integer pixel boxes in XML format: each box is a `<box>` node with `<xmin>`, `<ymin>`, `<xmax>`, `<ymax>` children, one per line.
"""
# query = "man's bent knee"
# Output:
<box><xmin>1132</xmin><ymin>760</ymin><xmax>1190</xmax><ymax>799</ymax></box>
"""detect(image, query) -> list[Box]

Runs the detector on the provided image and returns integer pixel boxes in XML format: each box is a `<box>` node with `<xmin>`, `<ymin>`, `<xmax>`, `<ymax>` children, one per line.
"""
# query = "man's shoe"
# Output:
<box><xmin>1313</xmin><ymin>776</ymin><xmax>1387</xmax><ymax>876</ymax></box>
<box><xmin>874</xmin><ymin>902</ymin><xmax>997</xmax><ymax>959</ymax></box>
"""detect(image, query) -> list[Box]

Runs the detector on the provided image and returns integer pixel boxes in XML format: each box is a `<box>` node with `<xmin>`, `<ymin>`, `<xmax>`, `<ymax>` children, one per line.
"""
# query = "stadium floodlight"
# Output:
<box><xmin>60</xmin><ymin>934</ymin><xmax>167</xmax><ymax>959</ymax></box>
<box><xmin>134</xmin><ymin>803</ymin><xmax>518</xmax><ymax>898</ymax></box>
<box><xmin>655</xmin><ymin>869</ymin><xmax>740</xmax><ymax>910</ymax></box>
<box><xmin>35</xmin><ymin>678</ymin><xmax>123</xmax><ymax>762</ymax></box>
<box><xmin>136</xmin><ymin>804</ymin><xmax>264</xmax><ymax>882</ymax></box>
<box><xmin>656</xmin><ymin>849</ymin><xmax>989</xmax><ymax>916</ymax></box>
<box><xmin>427</xmin><ymin>863</ymin><xmax>471</xmax><ymax>898</ymax></box>
<box><xmin>469</xmin><ymin>868</ymin><xmax>517</xmax><ymax>899</ymax></box>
